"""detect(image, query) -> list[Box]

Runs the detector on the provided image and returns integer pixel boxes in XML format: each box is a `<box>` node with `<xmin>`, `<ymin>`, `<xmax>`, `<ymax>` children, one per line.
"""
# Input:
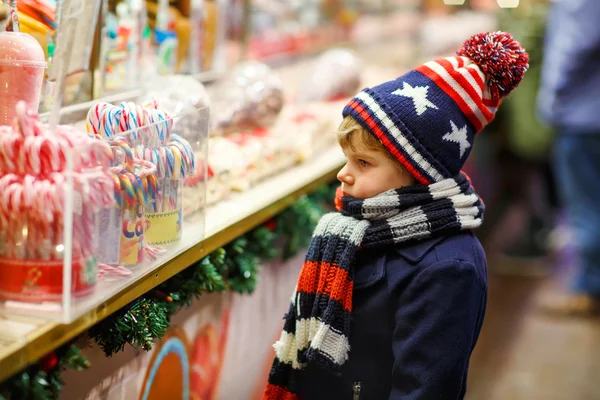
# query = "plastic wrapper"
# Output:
<box><xmin>210</xmin><ymin>62</ymin><xmax>285</xmax><ymax>135</ymax></box>
<box><xmin>138</xmin><ymin>75</ymin><xmax>210</xmax><ymax>145</ymax></box>
<box><xmin>183</xmin><ymin>137</ymin><xmax>248</xmax><ymax>208</ymax></box>
<box><xmin>139</xmin><ymin>75</ymin><xmax>211</xmax><ymax>116</ymax></box>
<box><xmin>270</xmin><ymin>102</ymin><xmax>340</xmax><ymax>161</ymax></box>
<box><xmin>297</xmin><ymin>49</ymin><xmax>362</xmax><ymax>103</ymax></box>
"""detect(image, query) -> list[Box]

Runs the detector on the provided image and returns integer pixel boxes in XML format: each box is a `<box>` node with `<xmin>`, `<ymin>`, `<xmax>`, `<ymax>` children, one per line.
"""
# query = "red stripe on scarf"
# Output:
<box><xmin>297</xmin><ymin>260</ymin><xmax>353</xmax><ymax>312</ymax></box>
<box><xmin>335</xmin><ymin>187</ymin><xmax>344</xmax><ymax>211</ymax></box>
<box><xmin>263</xmin><ymin>383</ymin><xmax>301</xmax><ymax>400</ymax></box>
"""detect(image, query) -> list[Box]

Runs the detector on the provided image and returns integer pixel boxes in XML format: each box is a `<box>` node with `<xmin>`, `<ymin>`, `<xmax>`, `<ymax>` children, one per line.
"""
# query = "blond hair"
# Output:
<box><xmin>336</xmin><ymin>116</ymin><xmax>400</xmax><ymax>165</ymax></box>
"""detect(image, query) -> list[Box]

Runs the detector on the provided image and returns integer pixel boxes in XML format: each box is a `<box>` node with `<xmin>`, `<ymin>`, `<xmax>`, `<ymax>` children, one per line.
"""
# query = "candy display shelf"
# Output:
<box><xmin>0</xmin><ymin>145</ymin><xmax>345</xmax><ymax>383</ymax></box>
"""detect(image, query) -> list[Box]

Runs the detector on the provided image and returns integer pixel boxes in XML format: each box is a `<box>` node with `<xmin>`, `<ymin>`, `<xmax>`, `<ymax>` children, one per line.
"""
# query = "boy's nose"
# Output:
<box><xmin>337</xmin><ymin>165</ymin><xmax>354</xmax><ymax>185</ymax></box>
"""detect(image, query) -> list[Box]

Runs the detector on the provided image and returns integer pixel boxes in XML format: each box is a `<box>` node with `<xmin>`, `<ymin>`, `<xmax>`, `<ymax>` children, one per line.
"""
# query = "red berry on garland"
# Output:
<box><xmin>265</xmin><ymin>219</ymin><xmax>277</xmax><ymax>232</ymax></box>
<box><xmin>457</xmin><ymin>31</ymin><xmax>529</xmax><ymax>100</ymax></box>
<box><xmin>39</xmin><ymin>352</ymin><xmax>59</xmax><ymax>372</ymax></box>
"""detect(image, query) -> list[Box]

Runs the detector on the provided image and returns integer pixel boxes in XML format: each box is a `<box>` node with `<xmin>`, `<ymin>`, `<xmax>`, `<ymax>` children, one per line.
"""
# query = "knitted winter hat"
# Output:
<box><xmin>343</xmin><ymin>31</ymin><xmax>529</xmax><ymax>184</ymax></box>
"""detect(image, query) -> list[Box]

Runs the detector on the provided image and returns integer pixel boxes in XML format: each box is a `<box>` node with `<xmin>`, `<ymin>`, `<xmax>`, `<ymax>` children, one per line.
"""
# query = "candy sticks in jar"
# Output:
<box><xmin>141</xmin><ymin>135</ymin><xmax>195</xmax><ymax>247</ymax></box>
<box><xmin>86</xmin><ymin>101</ymin><xmax>196</xmax><ymax>247</ymax></box>
<box><xmin>114</xmin><ymin>158</ymin><xmax>159</xmax><ymax>265</ymax></box>
<box><xmin>94</xmin><ymin>136</ymin><xmax>159</xmax><ymax>267</ymax></box>
<box><xmin>144</xmin><ymin>134</ymin><xmax>196</xmax><ymax>213</ymax></box>
<box><xmin>0</xmin><ymin>102</ymin><xmax>113</xmax><ymax>302</ymax></box>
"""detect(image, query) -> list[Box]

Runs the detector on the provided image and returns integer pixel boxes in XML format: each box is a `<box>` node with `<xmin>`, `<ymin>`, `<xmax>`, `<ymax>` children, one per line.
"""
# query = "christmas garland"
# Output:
<box><xmin>0</xmin><ymin>345</ymin><xmax>89</xmax><ymax>400</ymax></box>
<box><xmin>0</xmin><ymin>182</ymin><xmax>336</xmax><ymax>400</ymax></box>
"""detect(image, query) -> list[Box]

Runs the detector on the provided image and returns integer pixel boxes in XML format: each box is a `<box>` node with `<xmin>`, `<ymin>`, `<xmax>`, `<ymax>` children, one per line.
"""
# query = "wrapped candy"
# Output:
<box><xmin>297</xmin><ymin>49</ymin><xmax>362</xmax><ymax>103</ymax></box>
<box><xmin>211</xmin><ymin>62</ymin><xmax>285</xmax><ymax>135</ymax></box>
<box><xmin>138</xmin><ymin>75</ymin><xmax>210</xmax><ymax>116</ymax></box>
<box><xmin>184</xmin><ymin>136</ymin><xmax>247</xmax><ymax>208</ymax></box>
<box><xmin>138</xmin><ymin>75</ymin><xmax>210</xmax><ymax>144</ymax></box>
<box><xmin>270</xmin><ymin>102</ymin><xmax>340</xmax><ymax>161</ymax></box>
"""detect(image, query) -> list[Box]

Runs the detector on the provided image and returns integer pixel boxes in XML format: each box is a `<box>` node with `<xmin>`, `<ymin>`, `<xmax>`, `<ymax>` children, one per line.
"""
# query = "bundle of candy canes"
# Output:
<box><xmin>0</xmin><ymin>102</ymin><xmax>113</xmax><ymax>301</ymax></box>
<box><xmin>86</xmin><ymin>101</ymin><xmax>196</xmax><ymax>210</ymax></box>
<box><xmin>86</xmin><ymin>100</ymin><xmax>174</xmax><ymax>144</ymax></box>
<box><xmin>86</xmin><ymin>101</ymin><xmax>196</xmax><ymax>212</ymax></box>
<box><xmin>94</xmin><ymin>136</ymin><xmax>163</xmax><ymax>268</ymax></box>
<box><xmin>107</xmin><ymin>137</ymin><xmax>159</xmax><ymax>211</ymax></box>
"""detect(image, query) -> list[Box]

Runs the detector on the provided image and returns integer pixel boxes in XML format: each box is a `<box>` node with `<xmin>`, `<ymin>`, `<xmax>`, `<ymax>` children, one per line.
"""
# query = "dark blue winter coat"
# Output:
<box><xmin>295</xmin><ymin>231</ymin><xmax>488</xmax><ymax>399</ymax></box>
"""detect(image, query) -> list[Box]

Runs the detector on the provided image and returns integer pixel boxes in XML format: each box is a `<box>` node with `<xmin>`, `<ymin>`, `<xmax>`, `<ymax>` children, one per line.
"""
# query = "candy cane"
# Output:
<box><xmin>0</xmin><ymin>102</ymin><xmax>113</xmax><ymax>267</ymax></box>
<box><xmin>97</xmin><ymin>263</ymin><xmax>132</xmax><ymax>279</ymax></box>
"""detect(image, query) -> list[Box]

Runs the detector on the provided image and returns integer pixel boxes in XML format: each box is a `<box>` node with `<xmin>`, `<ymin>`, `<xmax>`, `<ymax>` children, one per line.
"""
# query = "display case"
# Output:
<box><xmin>0</xmin><ymin>104</ymin><xmax>209</xmax><ymax>324</ymax></box>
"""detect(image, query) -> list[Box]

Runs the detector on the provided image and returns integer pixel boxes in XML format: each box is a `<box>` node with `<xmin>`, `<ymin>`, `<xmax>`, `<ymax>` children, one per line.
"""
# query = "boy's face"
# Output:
<box><xmin>337</xmin><ymin>135</ymin><xmax>415</xmax><ymax>199</ymax></box>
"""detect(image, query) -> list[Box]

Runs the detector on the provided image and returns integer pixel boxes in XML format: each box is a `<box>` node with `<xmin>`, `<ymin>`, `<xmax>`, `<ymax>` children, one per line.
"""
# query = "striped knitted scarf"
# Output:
<box><xmin>264</xmin><ymin>173</ymin><xmax>484</xmax><ymax>400</ymax></box>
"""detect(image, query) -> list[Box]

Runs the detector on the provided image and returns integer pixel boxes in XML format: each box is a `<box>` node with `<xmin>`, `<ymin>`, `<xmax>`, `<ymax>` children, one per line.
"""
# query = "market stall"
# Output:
<box><xmin>0</xmin><ymin>0</ymin><xmax>510</xmax><ymax>398</ymax></box>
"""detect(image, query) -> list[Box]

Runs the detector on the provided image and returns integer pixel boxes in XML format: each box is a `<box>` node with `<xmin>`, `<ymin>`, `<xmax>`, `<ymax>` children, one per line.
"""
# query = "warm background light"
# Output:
<box><xmin>497</xmin><ymin>0</ymin><xmax>520</xmax><ymax>8</ymax></box>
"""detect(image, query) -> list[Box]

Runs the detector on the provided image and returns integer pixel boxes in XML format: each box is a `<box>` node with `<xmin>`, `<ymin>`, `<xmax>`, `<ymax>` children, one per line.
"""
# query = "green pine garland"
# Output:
<box><xmin>0</xmin><ymin>182</ymin><xmax>337</xmax><ymax>399</ymax></box>
<box><xmin>0</xmin><ymin>345</ymin><xmax>89</xmax><ymax>400</ymax></box>
<box><xmin>90</xmin><ymin>297</ymin><xmax>171</xmax><ymax>356</ymax></box>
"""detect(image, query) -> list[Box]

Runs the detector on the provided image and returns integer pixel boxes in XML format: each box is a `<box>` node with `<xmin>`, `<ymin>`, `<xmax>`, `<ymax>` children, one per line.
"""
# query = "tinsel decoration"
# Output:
<box><xmin>158</xmin><ymin>248</ymin><xmax>228</xmax><ymax>316</ymax></box>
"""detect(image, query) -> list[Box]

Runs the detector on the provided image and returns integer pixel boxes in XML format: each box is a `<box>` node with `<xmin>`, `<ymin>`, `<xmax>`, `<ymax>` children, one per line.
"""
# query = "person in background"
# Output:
<box><xmin>485</xmin><ymin>2</ymin><xmax>556</xmax><ymax>274</ymax></box>
<box><xmin>537</xmin><ymin>0</ymin><xmax>600</xmax><ymax>314</ymax></box>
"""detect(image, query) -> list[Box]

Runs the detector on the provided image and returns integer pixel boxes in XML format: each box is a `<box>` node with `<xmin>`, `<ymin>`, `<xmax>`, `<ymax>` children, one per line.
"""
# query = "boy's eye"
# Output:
<box><xmin>359</xmin><ymin>159</ymin><xmax>370</xmax><ymax>167</ymax></box>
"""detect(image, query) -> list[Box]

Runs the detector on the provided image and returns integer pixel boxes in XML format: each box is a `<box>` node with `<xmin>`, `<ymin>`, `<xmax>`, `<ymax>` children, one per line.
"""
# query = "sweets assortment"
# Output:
<box><xmin>0</xmin><ymin>102</ymin><xmax>113</xmax><ymax>302</ymax></box>
<box><xmin>0</xmin><ymin>97</ymin><xmax>202</xmax><ymax>304</ymax></box>
<box><xmin>86</xmin><ymin>101</ymin><xmax>198</xmax><ymax>253</ymax></box>
<box><xmin>188</xmin><ymin>101</ymin><xmax>338</xmax><ymax>208</ymax></box>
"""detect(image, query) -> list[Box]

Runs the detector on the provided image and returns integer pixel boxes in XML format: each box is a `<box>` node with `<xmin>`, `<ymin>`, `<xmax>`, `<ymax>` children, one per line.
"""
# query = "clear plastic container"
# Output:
<box><xmin>0</xmin><ymin>106</ymin><xmax>209</xmax><ymax>323</ymax></box>
<box><xmin>0</xmin><ymin>111</ymin><xmax>112</xmax><ymax>311</ymax></box>
<box><xmin>145</xmin><ymin>178</ymin><xmax>183</xmax><ymax>247</ymax></box>
<box><xmin>0</xmin><ymin>208</ymin><xmax>98</xmax><ymax>302</ymax></box>
<box><xmin>0</xmin><ymin>32</ymin><xmax>47</xmax><ymax>125</ymax></box>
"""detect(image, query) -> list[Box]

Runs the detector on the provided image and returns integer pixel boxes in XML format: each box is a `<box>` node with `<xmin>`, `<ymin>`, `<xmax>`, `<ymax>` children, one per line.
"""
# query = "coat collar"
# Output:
<box><xmin>396</xmin><ymin>236</ymin><xmax>448</xmax><ymax>264</ymax></box>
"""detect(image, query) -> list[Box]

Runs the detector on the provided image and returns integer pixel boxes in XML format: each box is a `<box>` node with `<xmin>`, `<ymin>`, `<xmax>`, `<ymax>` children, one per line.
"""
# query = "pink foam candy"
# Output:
<box><xmin>0</xmin><ymin>33</ymin><xmax>46</xmax><ymax>126</ymax></box>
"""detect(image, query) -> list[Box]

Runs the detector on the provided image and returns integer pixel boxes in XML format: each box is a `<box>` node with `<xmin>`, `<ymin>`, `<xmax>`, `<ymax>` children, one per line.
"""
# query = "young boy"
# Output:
<box><xmin>265</xmin><ymin>32</ymin><xmax>528</xmax><ymax>399</ymax></box>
